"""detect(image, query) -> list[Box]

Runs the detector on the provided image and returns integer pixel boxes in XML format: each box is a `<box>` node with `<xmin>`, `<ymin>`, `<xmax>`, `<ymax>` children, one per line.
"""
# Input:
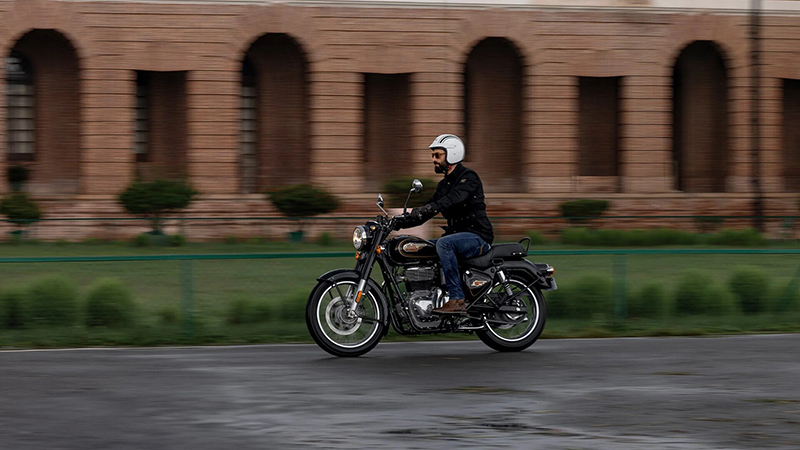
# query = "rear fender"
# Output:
<box><xmin>496</xmin><ymin>260</ymin><xmax>557</xmax><ymax>291</ymax></box>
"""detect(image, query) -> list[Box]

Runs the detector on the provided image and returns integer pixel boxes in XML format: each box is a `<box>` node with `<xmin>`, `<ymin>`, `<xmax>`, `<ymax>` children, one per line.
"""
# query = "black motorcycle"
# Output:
<box><xmin>306</xmin><ymin>179</ymin><xmax>557</xmax><ymax>357</ymax></box>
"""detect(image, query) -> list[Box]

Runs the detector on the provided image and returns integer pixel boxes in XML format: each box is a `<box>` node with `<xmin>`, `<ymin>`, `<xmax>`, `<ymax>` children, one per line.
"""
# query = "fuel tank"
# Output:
<box><xmin>385</xmin><ymin>235</ymin><xmax>438</xmax><ymax>265</ymax></box>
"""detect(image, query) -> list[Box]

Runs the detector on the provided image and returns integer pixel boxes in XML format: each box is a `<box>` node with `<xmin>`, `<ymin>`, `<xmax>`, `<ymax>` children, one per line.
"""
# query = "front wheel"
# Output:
<box><xmin>476</xmin><ymin>278</ymin><xmax>546</xmax><ymax>352</ymax></box>
<box><xmin>306</xmin><ymin>278</ymin><xmax>385</xmax><ymax>357</ymax></box>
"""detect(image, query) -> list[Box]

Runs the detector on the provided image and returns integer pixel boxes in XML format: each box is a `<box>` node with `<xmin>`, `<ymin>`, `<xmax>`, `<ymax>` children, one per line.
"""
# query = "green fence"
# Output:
<box><xmin>3</xmin><ymin>249</ymin><xmax>800</xmax><ymax>342</ymax></box>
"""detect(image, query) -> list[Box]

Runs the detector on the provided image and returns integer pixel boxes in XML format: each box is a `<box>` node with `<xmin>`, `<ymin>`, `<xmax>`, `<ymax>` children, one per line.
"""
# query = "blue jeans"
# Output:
<box><xmin>432</xmin><ymin>232</ymin><xmax>490</xmax><ymax>300</ymax></box>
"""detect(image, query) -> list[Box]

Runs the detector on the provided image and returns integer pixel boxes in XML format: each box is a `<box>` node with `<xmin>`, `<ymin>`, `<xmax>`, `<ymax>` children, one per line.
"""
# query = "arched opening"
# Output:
<box><xmin>240</xmin><ymin>57</ymin><xmax>258</xmax><ymax>193</ymax></box>
<box><xmin>783</xmin><ymin>79</ymin><xmax>800</xmax><ymax>191</ymax></box>
<box><xmin>6</xmin><ymin>52</ymin><xmax>34</xmax><ymax>163</ymax></box>
<box><xmin>672</xmin><ymin>41</ymin><xmax>729</xmax><ymax>193</ymax></box>
<box><xmin>133</xmin><ymin>70</ymin><xmax>188</xmax><ymax>181</ymax></box>
<box><xmin>8</xmin><ymin>29</ymin><xmax>81</xmax><ymax>194</ymax></box>
<box><xmin>363</xmin><ymin>73</ymin><xmax>411</xmax><ymax>192</ymax></box>
<box><xmin>241</xmin><ymin>34</ymin><xmax>310</xmax><ymax>192</ymax></box>
<box><xmin>464</xmin><ymin>38</ymin><xmax>524</xmax><ymax>193</ymax></box>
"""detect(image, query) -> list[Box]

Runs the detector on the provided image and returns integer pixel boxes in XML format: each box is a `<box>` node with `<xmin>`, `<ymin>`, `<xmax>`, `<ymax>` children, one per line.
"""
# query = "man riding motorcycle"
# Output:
<box><xmin>394</xmin><ymin>134</ymin><xmax>494</xmax><ymax>314</ymax></box>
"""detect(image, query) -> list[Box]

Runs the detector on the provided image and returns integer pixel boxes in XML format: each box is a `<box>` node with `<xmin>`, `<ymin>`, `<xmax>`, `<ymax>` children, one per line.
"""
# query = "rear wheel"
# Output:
<box><xmin>306</xmin><ymin>278</ymin><xmax>385</xmax><ymax>357</ymax></box>
<box><xmin>476</xmin><ymin>278</ymin><xmax>546</xmax><ymax>352</ymax></box>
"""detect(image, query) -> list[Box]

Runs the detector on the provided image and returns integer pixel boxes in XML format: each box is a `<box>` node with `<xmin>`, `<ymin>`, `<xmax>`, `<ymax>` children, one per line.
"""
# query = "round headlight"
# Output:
<box><xmin>352</xmin><ymin>226</ymin><xmax>368</xmax><ymax>250</ymax></box>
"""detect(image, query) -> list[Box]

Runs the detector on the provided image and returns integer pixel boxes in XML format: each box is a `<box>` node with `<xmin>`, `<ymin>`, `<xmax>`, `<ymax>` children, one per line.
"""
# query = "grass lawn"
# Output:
<box><xmin>1</xmin><ymin>239</ymin><xmax>799</xmax><ymax>348</ymax></box>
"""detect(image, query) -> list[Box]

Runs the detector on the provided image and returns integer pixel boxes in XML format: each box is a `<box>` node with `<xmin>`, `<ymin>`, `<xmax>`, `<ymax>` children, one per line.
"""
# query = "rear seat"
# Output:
<box><xmin>462</xmin><ymin>243</ymin><xmax>527</xmax><ymax>269</ymax></box>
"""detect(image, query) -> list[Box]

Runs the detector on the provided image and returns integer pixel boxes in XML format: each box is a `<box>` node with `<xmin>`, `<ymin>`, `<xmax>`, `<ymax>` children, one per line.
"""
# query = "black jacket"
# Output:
<box><xmin>403</xmin><ymin>164</ymin><xmax>494</xmax><ymax>244</ymax></box>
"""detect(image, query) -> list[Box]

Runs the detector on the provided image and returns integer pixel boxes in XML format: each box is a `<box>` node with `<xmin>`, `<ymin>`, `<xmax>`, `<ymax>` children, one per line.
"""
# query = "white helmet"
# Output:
<box><xmin>429</xmin><ymin>134</ymin><xmax>465</xmax><ymax>165</ymax></box>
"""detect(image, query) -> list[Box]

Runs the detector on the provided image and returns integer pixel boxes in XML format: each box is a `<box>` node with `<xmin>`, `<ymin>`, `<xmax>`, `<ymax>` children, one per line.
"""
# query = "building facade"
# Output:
<box><xmin>2</xmin><ymin>0</ymin><xmax>800</xmax><ymax>238</ymax></box>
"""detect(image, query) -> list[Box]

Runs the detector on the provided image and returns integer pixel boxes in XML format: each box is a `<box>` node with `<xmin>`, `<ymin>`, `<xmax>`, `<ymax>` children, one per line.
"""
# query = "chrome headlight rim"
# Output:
<box><xmin>352</xmin><ymin>226</ymin><xmax>368</xmax><ymax>250</ymax></box>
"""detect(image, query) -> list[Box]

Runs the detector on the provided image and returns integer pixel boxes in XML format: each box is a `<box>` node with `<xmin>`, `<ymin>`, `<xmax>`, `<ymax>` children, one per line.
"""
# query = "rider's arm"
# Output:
<box><xmin>394</xmin><ymin>195</ymin><xmax>437</xmax><ymax>230</ymax></box>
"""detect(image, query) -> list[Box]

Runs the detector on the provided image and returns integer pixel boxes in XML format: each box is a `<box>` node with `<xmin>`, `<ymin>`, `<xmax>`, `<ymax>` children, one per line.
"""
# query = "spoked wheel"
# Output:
<box><xmin>306</xmin><ymin>279</ymin><xmax>385</xmax><ymax>357</ymax></box>
<box><xmin>476</xmin><ymin>277</ymin><xmax>546</xmax><ymax>352</ymax></box>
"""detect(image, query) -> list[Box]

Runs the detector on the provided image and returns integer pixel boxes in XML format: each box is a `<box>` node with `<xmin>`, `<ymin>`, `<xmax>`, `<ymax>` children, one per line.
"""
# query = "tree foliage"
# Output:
<box><xmin>118</xmin><ymin>179</ymin><xmax>198</xmax><ymax>233</ymax></box>
<box><xmin>267</xmin><ymin>184</ymin><xmax>339</xmax><ymax>218</ymax></box>
<box><xmin>0</xmin><ymin>192</ymin><xmax>42</xmax><ymax>226</ymax></box>
<box><xmin>559</xmin><ymin>199</ymin><xmax>610</xmax><ymax>225</ymax></box>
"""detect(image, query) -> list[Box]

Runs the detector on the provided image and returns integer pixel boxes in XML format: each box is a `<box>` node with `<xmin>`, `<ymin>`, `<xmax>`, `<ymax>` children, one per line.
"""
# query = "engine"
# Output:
<box><xmin>399</xmin><ymin>265</ymin><xmax>446</xmax><ymax>329</ymax></box>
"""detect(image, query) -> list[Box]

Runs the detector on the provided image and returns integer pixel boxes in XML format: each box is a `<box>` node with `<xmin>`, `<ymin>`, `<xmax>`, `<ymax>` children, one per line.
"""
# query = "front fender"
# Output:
<box><xmin>314</xmin><ymin>268</ymin><xmax>390</xmax><ymax>327</ymax></box>
<box><xmin>317</xmin><ymin>268</ymin><xmax>360</xmax><ymax>284</ymax></box>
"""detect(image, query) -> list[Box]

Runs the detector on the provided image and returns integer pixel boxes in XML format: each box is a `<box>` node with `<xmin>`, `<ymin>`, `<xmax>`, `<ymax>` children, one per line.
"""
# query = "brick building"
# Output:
<box><xmin>1</xmin><ymin>0</ymin><xmax>800</xmax><ymax>239</ymax></box>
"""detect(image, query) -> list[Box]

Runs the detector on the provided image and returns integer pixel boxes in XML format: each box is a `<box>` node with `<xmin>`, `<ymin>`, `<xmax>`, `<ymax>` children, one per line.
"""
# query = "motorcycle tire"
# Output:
<box><xmin>476</xmin><ymin>279</ymin><xmax>546</xmax><ymax>352</ymax></box>
<box><xmin>306</xmin><ymin>277</ymin><xmax>385</xmax><ymax>357</ymax></box>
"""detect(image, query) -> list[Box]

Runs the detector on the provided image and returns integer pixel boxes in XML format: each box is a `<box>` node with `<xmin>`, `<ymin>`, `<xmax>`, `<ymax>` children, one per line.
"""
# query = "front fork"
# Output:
<box><xmin>347</xmin><ymin>278</ymin><xmax>369</xmax><ymax>317</ymax></box>
<box><xmin>347</xmin><ymin>232</ymin><xmax>384</xmax><ymax>317</ymax></box>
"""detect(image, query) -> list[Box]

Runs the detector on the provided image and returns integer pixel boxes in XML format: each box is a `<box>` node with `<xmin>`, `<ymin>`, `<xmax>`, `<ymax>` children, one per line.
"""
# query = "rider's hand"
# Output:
<box><xmin>410</xmin><ymin>203</ymin><xmax>434</xmax><ymax>222</ymax></box>
<box><xmin>393</xmin><ymin>213</ymin><xmax>410</xmax><ymax>231</ymax></box>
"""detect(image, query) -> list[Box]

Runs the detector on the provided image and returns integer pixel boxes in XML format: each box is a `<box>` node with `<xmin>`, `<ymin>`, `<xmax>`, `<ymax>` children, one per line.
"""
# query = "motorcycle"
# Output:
<box><xmin>306</xmin><ymin>179</ymin><xmax>557</xmax><ymax>357</ymax></box>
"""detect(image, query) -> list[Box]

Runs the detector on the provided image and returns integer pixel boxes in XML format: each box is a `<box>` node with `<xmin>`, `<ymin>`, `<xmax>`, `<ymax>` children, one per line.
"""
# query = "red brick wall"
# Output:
<box><xmin>0</xmin><ymin>1</ymin><xmax>797</xmax><ymax>240</ymax></box>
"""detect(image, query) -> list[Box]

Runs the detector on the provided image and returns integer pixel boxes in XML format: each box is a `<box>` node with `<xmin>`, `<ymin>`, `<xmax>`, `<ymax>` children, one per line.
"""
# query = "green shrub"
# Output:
<box><xmin>226</xmin><ymin>299</ymin><xmax>250</xmax><ymax>325</ymax></box>
<box><xmin>132</xmin><ymin>233</ymin><xmax>152</xmax><ymax>247</ymax></box>
<box><xmin>169</xmin><ymin>234</ymin><xmax>186</xmax><ymax>247</ymax></box>
<box><xmin>648</xmin><ymin>228</ymin><xmax>699</xmax><ymax>246</ymax></box>
<box><xmin>316</xmin><ymin>232</ymin><xmax>335</xmax><ymax>246</ymax></box>
<box><xmin>275</xmin><ymin>291</ymin><xmax>307</xmax><ymax>322</ymax></box>
<box><xmin>694</xmin><ymin>216</ymin><xmax>724</xmax><ymax>233</ymax></box>
<box><xmin>561</xmin><ymin>227</ymin><xmax>594</xmax><ymax>245</ymax></box>
<box><xmin>226</xmin><ymin>298</ymin><xmax>273</xmax><ymax>325</ymax></box>
<box><xmin>543</xmin><ymin>284</ymin><xmax>572</xmax><ymax>318</ymax></box>
<box><xmin>85</xmin><ymin>278</ymin><xmax>136</xmax><ymax>327</ymax></box>
<box><xmin>0</xmin><ymin>192</ymin><xmax>42</xmax><ymax>227</ymax></box>
<box><xmin>27</xmin><ymin>275</ymin><xmax>79</xmax><ymax>327</ymax></box>
<box><xmin>571</xmin><ymin>274</ymin><xmax>613</xmax><ymax>318</ymax></box>
<box><xmin>704</xmin><ymin>284</ymin><xmax>736</xmax><ymax>316</ymax></box>
<box><xmin>674</xmin><ymin>273</ymin><xmax>712</xmax><ymax>316</ymax></box>
<box><xmin>82</xmin><ymin>237</ymin><xmax>103</xmax><ymax>245</ymax></box>
<box><xmin>118</xmin><ymin>179</ymin><xmax>198</xmax><ymax>234</ymax></box>
<box><xmin>267</xmin><ymin>184</ymin><xmax>339</xmax><ymax>219</ymax></box>
<box><xmin>1</xmin><ymin>288</ymin><xmax>28</xmax><ymax>329</ymax></box>
<box><xmin>7</xmin><ymin>165</ymin><xmax>30</xmax><ymax>185</ymax></box>
<box><xmin>561</xmin><ymin>228</ymin><xmax>699</xmax><ymax>247</ymax></box>
<box><xmin>728</xmin><ymin>268</ymin><xmax>770</xmax><ymax>314</ymax></box>
<box><xmin>706</xmin><ymin>228</ymin><xmax>766</xmax><ymax>247</ymax></box>
<box><xmin>770</xmin><ymin>280</ymin><xmax>800</xmax><ymax>313</ymax></box>
<box><xmin>382</xmin><ymin>177</ymin><xmax>435</xmax><ymax>208</ymax></box>
<box><xmin>224</xmin><ymin>235</ymin><xmax>238</xmax><ymax>245</ymax></box>
<box><xmin>267</xmin><ymin>184</ymin><xmax>340</xmax><ymax>236</ymax></box>
<box><xmin>672</xmin><ymin>272</ymin><xmax>735</xmax><ymax>316</ymax></box>
<box><xmin>629</xmin><ymin>282</ymin><xmax>668</xmax><ymax>318</ymax></box>
<box><xmin>525</xmin><ymin>231</ymin><xmax>547</xmax><ymax>245</ymax></box>
<box><xmin>157</xmin><ymin>306</ymin><xmax>180</xmax><ymax>325</ymax></box>
<box><xmin>559</xmin><ymin>199</ymin><xmax>609</xmax><ymax>224</ymax></box>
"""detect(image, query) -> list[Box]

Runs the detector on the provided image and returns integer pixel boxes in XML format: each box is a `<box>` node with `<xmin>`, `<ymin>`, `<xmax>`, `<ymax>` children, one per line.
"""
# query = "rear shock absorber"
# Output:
<box><xmin>497</xmin><ymin>269</ymin><xmax>514</xmax><ymax>297</ymax></box>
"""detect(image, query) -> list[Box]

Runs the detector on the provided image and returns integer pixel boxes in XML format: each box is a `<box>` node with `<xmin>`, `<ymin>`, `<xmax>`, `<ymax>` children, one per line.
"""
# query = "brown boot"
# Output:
<box><xmin>432</xmin><ymin>299</ymin><xmax>466</xmax><ymax>314</ymax></box>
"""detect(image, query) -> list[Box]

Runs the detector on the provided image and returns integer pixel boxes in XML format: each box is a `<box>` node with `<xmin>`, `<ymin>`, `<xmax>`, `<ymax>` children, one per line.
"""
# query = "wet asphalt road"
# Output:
<box><xmin>1</xmin><ymin>335</ymin><xmax>799</xmax><ymax>449</ymax></box>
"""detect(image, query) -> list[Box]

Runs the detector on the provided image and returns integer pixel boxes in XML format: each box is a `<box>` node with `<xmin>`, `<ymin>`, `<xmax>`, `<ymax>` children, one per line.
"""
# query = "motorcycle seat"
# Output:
<box><xmin>462</xmin><ymin>243</ymin><xmax>527</xmax><ymax>269</ymax></box>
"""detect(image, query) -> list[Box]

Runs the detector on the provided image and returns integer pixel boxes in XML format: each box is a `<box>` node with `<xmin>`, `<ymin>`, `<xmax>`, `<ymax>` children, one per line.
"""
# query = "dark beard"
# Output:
<box><xmin>434</xmin><ymin>163</ymin><xmax>446</xmax><ymax>174</ymax></box>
